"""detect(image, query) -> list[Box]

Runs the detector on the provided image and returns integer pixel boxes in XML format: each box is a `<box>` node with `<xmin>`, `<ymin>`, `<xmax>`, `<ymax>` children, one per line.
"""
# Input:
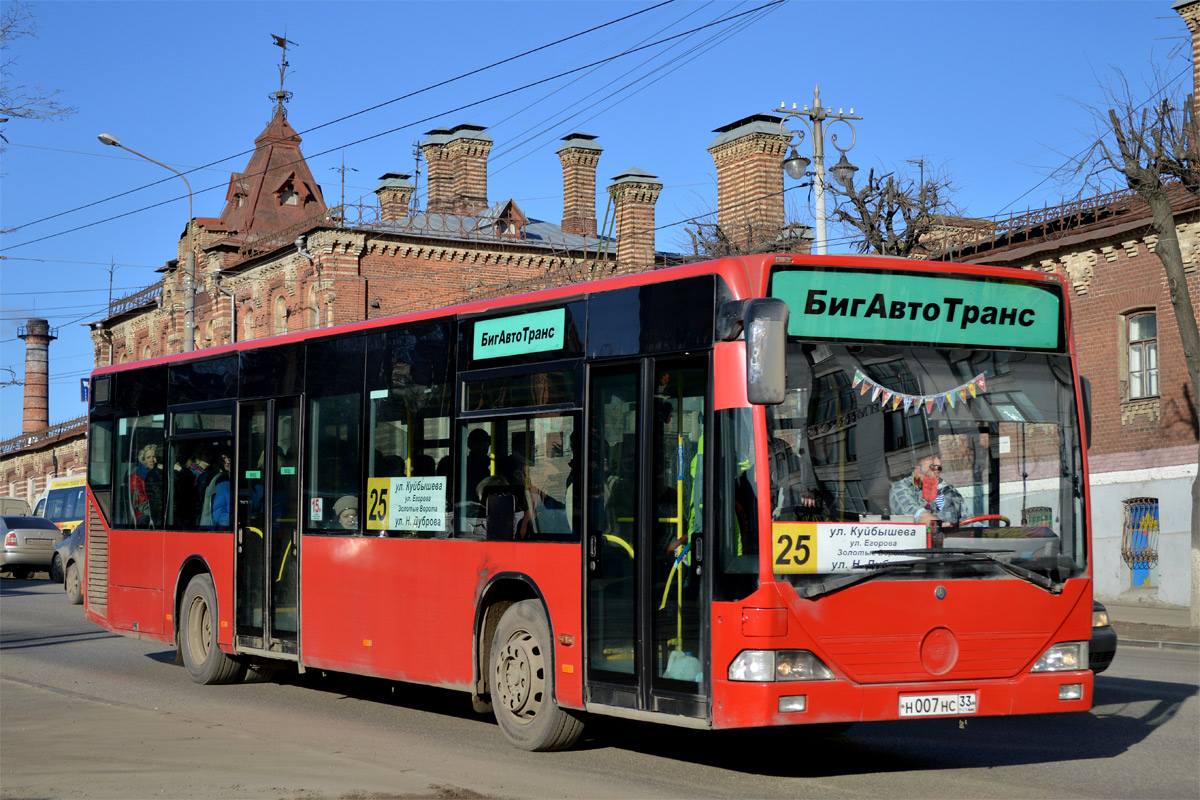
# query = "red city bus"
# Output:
<box><xmin>82</xmin><ymin>253</ymin><xmax>1093</xmax><ymax>750</ymax></box>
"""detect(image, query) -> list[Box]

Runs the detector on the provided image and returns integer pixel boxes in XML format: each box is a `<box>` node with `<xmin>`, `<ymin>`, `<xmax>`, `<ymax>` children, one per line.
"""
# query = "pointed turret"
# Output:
<box><xmin>217</xmin><ymin>107</ymin><xmax>327</xmax><ymax>240</ymax></box>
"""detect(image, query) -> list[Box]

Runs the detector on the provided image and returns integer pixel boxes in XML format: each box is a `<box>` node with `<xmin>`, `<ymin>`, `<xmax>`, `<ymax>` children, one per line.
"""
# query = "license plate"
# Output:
<box><xmin>898</xmin><ymin>692</ymin><xmax>977</xmax><ymax>718</ymax></box>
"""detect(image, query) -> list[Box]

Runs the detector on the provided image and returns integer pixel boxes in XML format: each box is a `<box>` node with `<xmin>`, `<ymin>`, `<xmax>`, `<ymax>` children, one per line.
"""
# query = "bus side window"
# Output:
<box><xmin>459</xmin><ymin>414</ymin><xmax>578</xmax><ymax>542</ymax></box>
<box><xmin>305</xmin><ymin>336</ymin><xmax>366</xmax><ymax>534</ymax></box>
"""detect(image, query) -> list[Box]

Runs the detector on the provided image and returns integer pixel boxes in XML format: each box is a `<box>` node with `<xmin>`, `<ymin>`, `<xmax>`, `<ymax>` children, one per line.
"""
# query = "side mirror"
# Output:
<box><xmin>745</xmin><ymin>298</ymin><xmax>789</xmax><ymax>405</ymax></box>
<box><xmin>1079</xmin><ymin>375</ymin><xmax>1092</xmax><ymax>449</ymax></box>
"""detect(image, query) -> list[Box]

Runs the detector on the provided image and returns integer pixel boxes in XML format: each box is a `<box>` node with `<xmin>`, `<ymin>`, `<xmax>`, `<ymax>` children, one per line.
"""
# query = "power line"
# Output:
<box><xmin>0</xmin><ymin>1</ymin><xmax>784</xmax><ymax>254</ymax></box>
<box><xmin>2</xmin><ymin>1</ymin><xmax>678</xmax><ymax>237</ymax></box>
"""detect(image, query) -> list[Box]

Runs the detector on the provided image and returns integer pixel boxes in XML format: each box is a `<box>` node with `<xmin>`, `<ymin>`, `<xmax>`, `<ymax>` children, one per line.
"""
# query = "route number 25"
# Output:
<box><xmin>771</xmin><ymin>526</ymin><xmax>815</xmax><ymax>574</ymax></box>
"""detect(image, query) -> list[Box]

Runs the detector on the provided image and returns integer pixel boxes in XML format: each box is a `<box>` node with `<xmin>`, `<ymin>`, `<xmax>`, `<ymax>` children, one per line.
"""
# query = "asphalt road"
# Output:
<box><xmin>3</xmin><ymin>575</ymin><xmax>1198</xmax><ymax>800</ymax></box>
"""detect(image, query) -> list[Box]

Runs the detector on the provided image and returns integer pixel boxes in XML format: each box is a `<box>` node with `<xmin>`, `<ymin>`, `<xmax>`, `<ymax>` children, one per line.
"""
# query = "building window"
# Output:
<box><xmin>1128</xmin><ymin>312</ymin><xmax>1158</xmax><ymax>399</ymax></box>
<box><xmin>281</xmin><ymin>188</ymin><xmax>298</xmax><ymax>206</ymax></box>
<box><xmin>1121</xmin><ymin>497</ymin><xmax>1159</xmax><ymax>589</ymax></box>
<box><xmin>273</xmin><ymin>296</ymin><xmax>288</xmax><ymax>336</ymax></box>
<box><xmin>308</xmin><ymin>286</ymin><xmax>320</xmax><ymax>330</ymax></box>
<box><xmin>243</xmin><ymin>311</ymin><xmax>255</xmax><ymax>342</ymax></box>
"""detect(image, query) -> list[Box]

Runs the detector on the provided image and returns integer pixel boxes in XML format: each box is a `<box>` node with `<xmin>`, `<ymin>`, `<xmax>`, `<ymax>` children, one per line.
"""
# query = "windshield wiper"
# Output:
<box><xmin>879</xmin><ymin>548</ymin><xmax>1064</xmax><ymax>594</ymax></box>
<box><xmin>798</xmin><ymin>549</ymin><xmax>1063</xmax><ymax>600</ymax></box>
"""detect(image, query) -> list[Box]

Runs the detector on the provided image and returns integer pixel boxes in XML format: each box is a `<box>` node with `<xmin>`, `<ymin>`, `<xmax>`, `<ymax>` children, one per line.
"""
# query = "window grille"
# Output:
<box><xmin>1121</xmin><ymin>497</ymin><xmax>1159</xmax><ymax>580</ymax></box>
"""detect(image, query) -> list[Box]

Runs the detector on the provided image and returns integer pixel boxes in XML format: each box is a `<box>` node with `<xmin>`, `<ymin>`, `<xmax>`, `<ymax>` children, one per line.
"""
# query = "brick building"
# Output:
<box><xmin>930</xmin><ymin>0</ymin><xmax>1200</xmax><ymax>610</ymax></box>
<box><xmin>944</xmin><ymin>189</ymin><xmax>1199</xmax><ymax>607</ymax></box>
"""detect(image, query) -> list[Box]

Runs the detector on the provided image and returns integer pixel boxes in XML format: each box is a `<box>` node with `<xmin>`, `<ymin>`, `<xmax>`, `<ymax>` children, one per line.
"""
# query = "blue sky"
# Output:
<box><xmin>0</xmin><ymin>0</ymin><xmax>1187</xmax><ymax>438</ymax></box>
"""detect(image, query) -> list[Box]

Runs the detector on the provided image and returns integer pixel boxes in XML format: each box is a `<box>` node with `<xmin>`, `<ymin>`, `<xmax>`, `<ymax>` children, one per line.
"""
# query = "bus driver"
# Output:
<box><xmin>889</xmin><ymin>444</ymin><xmax>964</xmax><ymax>526</ymax></box>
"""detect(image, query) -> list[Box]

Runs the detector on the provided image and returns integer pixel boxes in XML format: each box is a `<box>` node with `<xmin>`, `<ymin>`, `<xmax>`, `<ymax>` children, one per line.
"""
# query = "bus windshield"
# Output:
<box><xmin>765</xmin><ymin>342</ymin><xmax>1086</xmax><ymax>592</ymax></box>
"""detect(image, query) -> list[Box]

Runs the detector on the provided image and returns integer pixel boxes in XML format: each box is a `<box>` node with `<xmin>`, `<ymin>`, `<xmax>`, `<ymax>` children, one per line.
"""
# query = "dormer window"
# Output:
<box><xmin>281</xmin><ymin>188</ymin><xmax>299</xmax><ymax>206</ymax></box>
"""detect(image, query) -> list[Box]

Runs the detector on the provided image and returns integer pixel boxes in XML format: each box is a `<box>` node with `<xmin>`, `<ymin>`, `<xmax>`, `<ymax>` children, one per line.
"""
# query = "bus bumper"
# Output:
<box><xmin>710</xmin><ymin>670</ymin><xmax>1093</xmax><ymax>729</ymax></box>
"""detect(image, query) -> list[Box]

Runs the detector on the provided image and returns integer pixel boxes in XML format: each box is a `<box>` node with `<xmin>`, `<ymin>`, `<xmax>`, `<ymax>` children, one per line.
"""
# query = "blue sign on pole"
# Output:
<box><xmin>80</xmin><ymin>378</ymin><xmax>89</xmax><ymax>403</ymax></box>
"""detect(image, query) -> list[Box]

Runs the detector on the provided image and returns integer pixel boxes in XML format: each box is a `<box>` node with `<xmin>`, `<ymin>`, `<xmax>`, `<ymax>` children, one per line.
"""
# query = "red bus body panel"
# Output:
<box><xmin>297</xmin><ymin>536</ymin><xmax>584</xmax><ymax>707</ymax></box>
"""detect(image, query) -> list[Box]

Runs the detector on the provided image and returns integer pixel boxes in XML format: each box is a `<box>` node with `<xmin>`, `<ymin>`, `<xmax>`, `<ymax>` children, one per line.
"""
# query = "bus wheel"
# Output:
<box><xmin>489</xmin><ymin>600</ymin><xmax>583</xmax><ymax>751</ymax></box>
<box><xmin>65</xmin><ymin>563</ymin><xmax>83</xmax><ymax>605</ymax></box>
<box><xmin>180</xmin><ymin>574</ymin><xmax>243</xmax><ymax>685</ymax></box>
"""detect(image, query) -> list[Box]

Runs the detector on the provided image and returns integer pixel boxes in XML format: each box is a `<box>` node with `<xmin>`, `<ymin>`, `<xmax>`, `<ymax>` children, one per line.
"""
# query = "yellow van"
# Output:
<box><xmin>34</xmin><ymin>475</ymin><xmax>86</xmax><ymax>536</ymax></box>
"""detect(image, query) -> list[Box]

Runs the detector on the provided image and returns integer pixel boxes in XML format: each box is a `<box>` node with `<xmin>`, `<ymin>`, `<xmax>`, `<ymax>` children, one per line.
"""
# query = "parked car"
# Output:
<box><xmin>51</xmin><ymin>524</ymin><xmax>86</xmax><ymax>604</ymax></box>
<box><xmin>1090</xmin><ymin>601</ymin><xmax>1118</xmax><ymax>673</ymax></box>
<box><xmin>1</xmin><ymin>515</ymin><xmax>67</xmax><ymax>579</ymax></box>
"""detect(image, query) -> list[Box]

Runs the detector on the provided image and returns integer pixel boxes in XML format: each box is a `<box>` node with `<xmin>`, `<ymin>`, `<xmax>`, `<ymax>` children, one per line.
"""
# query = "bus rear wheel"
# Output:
<box><xmin>180</xmin><ymin>574</ymin><xmax>243</xmax><ymax>685</ymax></box>
<box><xmin>489</xmin><ymin>600</ymin><xmax>583</xmax><ymax>751</ymax></box>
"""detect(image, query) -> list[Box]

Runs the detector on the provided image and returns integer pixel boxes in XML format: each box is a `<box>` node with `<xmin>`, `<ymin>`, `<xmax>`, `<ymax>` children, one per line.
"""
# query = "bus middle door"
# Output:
<box><xmin>585</xmin><ymin>357</ymin><xmax>709</xmax><ymax>720</ymax></box>
<box><xmin>235</xmin><ymin>397</ymin><xmax>301</xmax><ymax>657</ymax></box>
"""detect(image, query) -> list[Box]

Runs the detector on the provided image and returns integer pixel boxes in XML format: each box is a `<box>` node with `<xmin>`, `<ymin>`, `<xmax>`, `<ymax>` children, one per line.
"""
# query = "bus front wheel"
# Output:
<box><xmin>180</xmin><ymin>574</ymin><xmax>243</xmax><ymax>685</ymax></box>
<box><xmin>489</xmin><ymin>600</ymin><xmax>583</xmax><ymax>751</ymax></box>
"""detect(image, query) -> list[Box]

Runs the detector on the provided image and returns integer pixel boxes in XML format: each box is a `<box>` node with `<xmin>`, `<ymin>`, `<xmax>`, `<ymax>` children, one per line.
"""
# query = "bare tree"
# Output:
<box><xmin>0</xmin><ymin>1</ymin><xmax>76</xmax><ymax>137</ymax></box>
<box><xmin>1083</xmin><ymin>65</ymin><xmax>1200</xmax><ymax>626</ymax></box>
<box><xmin>828</xmin><ymin>164</ymin><xmax>960</xmax><ymax>257</ymax></box>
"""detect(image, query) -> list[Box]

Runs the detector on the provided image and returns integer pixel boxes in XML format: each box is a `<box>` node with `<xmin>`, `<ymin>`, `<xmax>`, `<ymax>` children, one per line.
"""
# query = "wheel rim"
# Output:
<box><xmin>186</xmin><ymin>594</ymin><xmax>212</xmax><ymax>665</ymax></box>
<box><xmin>494</xmin><ymin>628</ymin><xmax>545</xmax><ymax>725</ymax></box>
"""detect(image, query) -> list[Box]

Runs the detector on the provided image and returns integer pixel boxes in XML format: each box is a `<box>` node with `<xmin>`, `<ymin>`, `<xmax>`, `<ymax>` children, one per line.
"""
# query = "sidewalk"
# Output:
<box><xmin>1103</xmin><ymin>601</ymin><xmax>1200</xmax><ymax>649</ymax></box>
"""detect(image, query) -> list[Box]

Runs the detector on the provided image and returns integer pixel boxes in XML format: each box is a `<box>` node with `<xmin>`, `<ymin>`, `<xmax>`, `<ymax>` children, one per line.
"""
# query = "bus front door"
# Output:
<box><xmin>235</xmin><ymin>397</ymin><xmax>301</xmax><ymax>657</ymax></box>
<box><xmin>585</xmin><ymin>358</ymin><xmax>709</xmax><ymax>720</ymax></box>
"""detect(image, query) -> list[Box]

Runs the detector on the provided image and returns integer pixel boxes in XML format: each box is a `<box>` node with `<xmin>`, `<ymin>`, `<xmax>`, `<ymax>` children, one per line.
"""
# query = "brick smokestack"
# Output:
<box><xmin>707</xmin><ymin>114</ymin><xmax>789</xmax><ymax>253</ymax></box>
<box><xmin>18</xmin><ymin>319</ymin><xmax>56</xmax><ymax>434</ymax></box>
<box><xmin>607</xmin><ymin>168</ymin><xmax>662</xmax><ymax>271</ymax></box>
<box><xmin>557</xmin><ymin>133</ymin><xmax>602</xmax><ymax>237</ymax></box>
<box><xmin>375</xmin><ymin>172</ymin><xmax>415</xmax><ymax>221</ymax></box>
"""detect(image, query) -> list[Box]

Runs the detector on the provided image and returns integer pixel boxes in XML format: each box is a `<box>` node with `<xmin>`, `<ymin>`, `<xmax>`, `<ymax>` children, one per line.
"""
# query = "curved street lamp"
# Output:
<box><xmin>98</xmin><ymin>133</ymin><xmax>197</xmax><ymax>352</ymax></box>
<box><xmin>774</xmin><ymin>86</ymin><xmax>862</xmax><ymax>255</ymax></box>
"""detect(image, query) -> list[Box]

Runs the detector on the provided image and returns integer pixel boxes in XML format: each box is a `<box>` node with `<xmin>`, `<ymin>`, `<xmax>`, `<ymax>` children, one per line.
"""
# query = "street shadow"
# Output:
<box><xmin>575</xmin><ymin>673</ymin><xmax>1198</xmax><ymax>776</ymax></box>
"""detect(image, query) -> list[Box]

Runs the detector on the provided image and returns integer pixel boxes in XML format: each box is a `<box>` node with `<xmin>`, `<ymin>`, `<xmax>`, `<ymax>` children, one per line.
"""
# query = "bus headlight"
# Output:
<box><xmin>728</xmin><ymin>650</ymin><xmax>835</xmax><ymax>682</ymax></box>
<box><xmin>1031</xmin><ymin>642</ymin><xmax>1088</xmax><ymax>672</ymax></box>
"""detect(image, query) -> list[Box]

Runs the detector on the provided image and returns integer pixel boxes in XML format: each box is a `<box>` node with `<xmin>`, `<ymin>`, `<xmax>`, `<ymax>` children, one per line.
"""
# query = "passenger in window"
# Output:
<box><xmin>333</xmin><ymin>495</ymin><xmax>359</xmax><ymax>530</ymax></box>
<box><xmin>411</xmin><ymin>454</ymin><xmax>437</xmax><ymax>477</ymax></box>
<box><xmin>172</xmin><ymin>452</ymin><xmax>197</xmax><ymax>526</ymax></box>
<box><xmin>465</xmin><ymin>428</ymin><xmax>492</xmax><ymax>502</ymax></box>
<box><xmin>889</xmin><ymin>446</ymin><xmax>964</xmax><ymax>526</ymax></box>
<box><xmin>130</xmin><ymin>444</ymin><xmax>163</xmax><ymax>528</ymax></box>
<box><xmin>200</xmin><ymin>451</ymin><xmax>232</xmax><ymax>529</ymax></box>
<box><xmin>190</xmin><ymin>448</ymin><xmax>219</xmax><ymax>513</ymax></box>
<box><xmin>515</xmin><ymin>457</ymin><xmax>569</xmax><ymax>537</ymax></box>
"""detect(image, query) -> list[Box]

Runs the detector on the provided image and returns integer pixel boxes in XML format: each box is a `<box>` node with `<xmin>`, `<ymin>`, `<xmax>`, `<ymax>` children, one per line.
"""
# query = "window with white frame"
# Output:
<box><xmin>1128</xmin><ymin>312</ymin><xmax>1158</xmax><ymax>399</ymax></box>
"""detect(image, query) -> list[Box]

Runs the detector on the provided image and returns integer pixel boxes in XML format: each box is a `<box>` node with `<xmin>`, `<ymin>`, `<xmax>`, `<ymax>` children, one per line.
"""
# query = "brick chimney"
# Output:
<box><xmin>556</xmin><ymin>133</ymin><xmax>602</xmax><ymax>236</ymax></box>
<box><xmin>607</xmin><ymin>168</ymin><xmax>662</xmax><ymax>271</ymax></box>
<box><xmin>375</xmin><ymin>172</ymin><xmax>415</xmax><ymax>221</ymax></box>
<box><xmin>421</xmin><ymin>124</ymin><xmax>492</xmax><ymax>215</ymax></box>
<box><xmin>707</xmin><ymin>114</ymin><xmax>788</xmax><ymax>253</ymax></box>
<box><xmin>18</xmin><ymin>319</ymin><xmax>56</xmax><ymax>434</ymax></box>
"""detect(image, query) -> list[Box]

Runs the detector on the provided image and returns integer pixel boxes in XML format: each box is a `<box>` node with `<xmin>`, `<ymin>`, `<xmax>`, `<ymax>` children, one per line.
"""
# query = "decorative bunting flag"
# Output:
<box><xmin>851</xmin><ymin>371</ymin><xmax>988</xmax><ymax>415</ymax></box>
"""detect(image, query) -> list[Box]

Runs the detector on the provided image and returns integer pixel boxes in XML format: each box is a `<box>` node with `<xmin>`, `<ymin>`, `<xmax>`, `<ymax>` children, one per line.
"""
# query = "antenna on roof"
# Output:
<box><xmin>270</xmin><ymin>32</ymin><xmax>299</xmax><ymax>116</ymax></box>
<box><xmin>411</xmin><ymin>140</ymin><xmax>423</xmax><ymax>216</ymax></box>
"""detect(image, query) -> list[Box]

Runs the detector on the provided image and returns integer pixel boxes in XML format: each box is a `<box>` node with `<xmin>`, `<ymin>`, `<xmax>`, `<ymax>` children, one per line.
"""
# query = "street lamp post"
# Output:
<box><xmin>775</xmin><ymin>86</ymin><xmax>861</xmax><ymax>255</ymax></box>
<box><xmin>98</xmin><ymin>133</ymin><xmax>197</xmax><ymax>352</ymax></box>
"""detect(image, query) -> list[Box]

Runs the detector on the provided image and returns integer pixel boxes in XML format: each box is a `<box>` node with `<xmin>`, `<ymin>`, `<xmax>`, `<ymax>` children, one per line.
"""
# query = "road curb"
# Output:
<box><xmin>1119</xmin><ymin>638</ymin><xmax>1200</xmax><ymax>652</ymax></box>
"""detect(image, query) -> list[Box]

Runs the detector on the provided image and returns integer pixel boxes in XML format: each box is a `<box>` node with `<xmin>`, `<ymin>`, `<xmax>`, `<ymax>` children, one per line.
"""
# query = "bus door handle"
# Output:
<box><xmin>693</xmin><ymin>535</ymin><xmax>703</xmax><ymax>575</ymax></box>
